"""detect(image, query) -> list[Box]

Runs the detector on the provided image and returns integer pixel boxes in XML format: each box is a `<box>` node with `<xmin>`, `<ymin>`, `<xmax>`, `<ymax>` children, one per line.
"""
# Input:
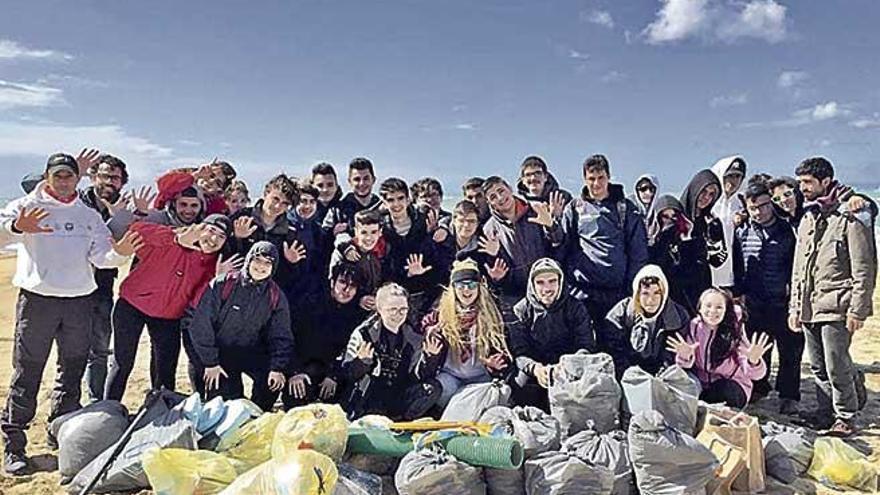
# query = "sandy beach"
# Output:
<box><xmin>0</xmin><ymin>253</ymin><xmax>877</xmax><ymax>494</ymax></box>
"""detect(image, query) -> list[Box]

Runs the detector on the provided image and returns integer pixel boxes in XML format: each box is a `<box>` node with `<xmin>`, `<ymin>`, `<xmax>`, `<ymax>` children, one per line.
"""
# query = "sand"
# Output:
<box><xmin>0</xmin><ymin>254</ymin><xmax>877</xmax><ymax>494</ymax></box>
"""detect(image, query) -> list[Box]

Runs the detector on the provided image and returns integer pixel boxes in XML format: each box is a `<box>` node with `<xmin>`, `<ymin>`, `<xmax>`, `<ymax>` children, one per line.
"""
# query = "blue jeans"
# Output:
<box><xmin>436</xmin><ymin>370</ymin><xmax>491</xmax><ymax>409</ymax></box>
<box><xmin>84</xmin><ymin>291</ymin><xmax>113</xmax><ymax>403</ymax></box>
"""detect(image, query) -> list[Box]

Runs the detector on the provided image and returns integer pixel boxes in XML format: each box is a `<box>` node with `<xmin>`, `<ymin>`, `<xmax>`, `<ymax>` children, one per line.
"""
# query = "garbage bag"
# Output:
<box><xmin>480</xmin><ymin>405</ymin><xmax>561</xmax><ymax>495</ymax></box>
<box><xmin>807</xmin><ymin>437</ymin><xmax>879</xmax><ymax>492</ymax></box>
<box><xmin>524</xmin><ymin>450</ymin><xmax>614</xmax><ymax>495</ymax></box>
<box><xmin>549</xmin><ymin>352</ymin><xmax>621</xmax><ymax>437</ymax></box>
<box><xmin>142</xmin><ymin>447</ymin><xmax>237</xmax><ymax>495</ymax></box>
<box><xmin>273</xmin><ymin>403</ymin><xmax>349</xmax><ymax>462</ymax></box>
<box><xmin>622</xmin><ymin>366</ymin><xmax>699</xmax><ymax>435</ymax></box>
<box><xmin>216</xmin><ymin>411</ymin><xmax>284</xmax><ymax>474</ymax></box>
<box><xmin>334</xmin><ymin>463</ymin><xmax>384</xmax><ymax>495</ymax></box>
<box><xmin>760</xmin><ymin>421</ymin><xmax>815</xmax><ymax>484</ymax></box>
<box><xmin>627</xmin><ymin>410</ymin><xmax>718</xmax><ymax>495</ymax></box>
<box><xmin>49</xmin><ymin>400</ymin><xmax>129</xmax><ymax>483</ymax></box>
<box><xmin>562</xmin><ymin>428</ymin><xmax>632</xmax><ymax>495</ymax></box>
<box><xmin>67</xmin><ymin>405</ymin><xmax>197</xmax><ymax>494</ymax></box>
<box><xmin>394</xmin><ymin>448</ymin><xmax>486</xmax><ymax>495</ymax></box>
<box><xmin>441</xmin><ymin>380</ymin><xmax>511</xmax><ymax>422</ymax></box>
<box><xmin>219</xmin><ymin>449</ymin><xmax>339</xmax><ymax>495</ymax></box>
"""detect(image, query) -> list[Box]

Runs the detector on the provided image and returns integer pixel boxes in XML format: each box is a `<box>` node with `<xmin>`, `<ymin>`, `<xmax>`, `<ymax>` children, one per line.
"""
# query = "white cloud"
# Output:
<box><xmin>0</xmin><ymin>80</ymin><xmax>65</xmax><ymax>110</ymax></box>
<box><xmin>0</xmin><ymin>39</ymin><xmax>73</xmax><ymax>60</ymax></box>
<box><xmin>601</xmin><ymin>70</ymin><xmax>627</xmax><ymax>83</ymax></box>
<box><xmin>709</xmin><ymin>92</ymin><xmax>748</xmax><ymax>107</ymax></box>
<box><xmin>584</xmin><ymin>10</ymin><xmax>615</xmax><ymax>29</ymax></box>
<box><xmin>777</xmin><ymin>70</ymin><xmax>808</xmax><ymax>88</ymax></box>
<box><xmin>740</xmin><ymin>101</ymin><xmax>851</xmax><ymax>128</ymax></box>
<box><xmin>643</xmin><ymin>0</ymin><xmax>789</xmax><ymax>44</ymax></box>
<box><xmin>568</xmin><ymin>49</ymin><xmax>590</xmax><ymax>60</ymax></box>
<box><xmin>849</xmin><ymin>113</ymin><xmax>880</xmax><ymax>129</ymax></box>
<box><xmin>453</xmin><ymin>123</ymin><xmax>476</xmax><ymax>131</ymax></box>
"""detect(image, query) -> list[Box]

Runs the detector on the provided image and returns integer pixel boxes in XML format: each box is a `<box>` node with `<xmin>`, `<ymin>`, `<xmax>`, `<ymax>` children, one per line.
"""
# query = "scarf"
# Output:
<box><xmin>456</xmin><ymin>304</ymin><xmax>479</xmax><ymax>363</ymax></box>
<box><xmin>804</xmin><ymin>181</ymin><xmax>852</xmax><ymax>215</ymax></box>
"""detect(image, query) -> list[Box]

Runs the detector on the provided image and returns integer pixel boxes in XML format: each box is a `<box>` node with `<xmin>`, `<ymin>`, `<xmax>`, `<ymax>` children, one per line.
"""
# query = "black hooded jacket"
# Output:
<box><xmin>648</xmin><ymin>195</ymin><xmax>706</xmax><ymax>315</ymax></box>
<box><xmin>321</xmin><ymin>192</ymin><xmax>381</xmax><ymax>235</ymax></box>
<box><xmin>516</xmin><ymin>172</ymin><xmax>573</xmax><ymax>205</ymax></box>
<box><xmin>187</xmin><ymin>242</ymin><xmax>293</xmax><ymax>371</ymax></box>
<box><xmin>315</xmin><ymin>187</ymin><xmax>344</xmax><ymax>226</ymax></box>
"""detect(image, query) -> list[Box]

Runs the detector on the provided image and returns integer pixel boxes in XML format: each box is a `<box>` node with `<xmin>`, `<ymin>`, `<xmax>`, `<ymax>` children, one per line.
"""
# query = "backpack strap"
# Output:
<box><xmin>268</xmin><ymin>281</ymin><xmax>281</xmax><ymax>311</ymax></box>
<box><xmin>220</xmin><ymin>272</ymin><xmax>239</xmax><ymax>302</ymax></box>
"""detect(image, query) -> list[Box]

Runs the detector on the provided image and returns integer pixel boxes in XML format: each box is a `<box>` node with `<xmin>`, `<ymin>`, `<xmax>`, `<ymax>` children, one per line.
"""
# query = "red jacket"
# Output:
<box><xmin>120</xmin><ymin>222</ymin><xmax>218</xmax><ymax>319</ymax></box>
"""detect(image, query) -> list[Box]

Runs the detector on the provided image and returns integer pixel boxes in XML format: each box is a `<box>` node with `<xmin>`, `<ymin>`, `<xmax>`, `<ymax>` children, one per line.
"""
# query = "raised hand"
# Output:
<box><xmin>432</xmin><ymin>227</ymin><xmax>449</xmax><ymax>243</ymax></box>
<box><xmin>426</xmin><ymin>208</ymin><xmax>439</xmax><ymax>233</ymax></box>
<box><xmin>344</xmin><ymin>245</ymin><xmax>361</xmax><ymax>262</ymax></box>
<box><xmin>527</xmin><ymin>202</ymin><xmax>553</xmax><ymax>227</ymax></box>
<box><xmin>216</xmin><ymin>253</ymin><xmax>244</xmax><ymax>276</ymax></box>
<box><xmin>318</xmin><ymin>377</ymin><xmax>337</xmax><ymax>401</ymax></box>
<box><xmin>13</xmin><ymin>207</ymin><xmax>53</xmax><ymax>234</ymax></box>
<box><xmin>479</xmin><ymin>353</ymin><xmax>507</xmax><ymax>371</ymax></box>
<box><xmin>100</xmin><ymin>192</ymin><xmax>130</xmax><ymax>216</ymax></box>
<box><xmin>131</xmin><ymin>185</ymin><xmax>157</xmax><ymax>214</ymax></box>
<box><xmin>422</xmin><ymin>331</ymin><xmax>443</xmax><ymax>356</ymax></box>
<box><xmin>283</xmin><ymin>240</ymin><xmax>307</xmax><ymax>264</ymax></box>
<box><xmin>406</xmin><ymin>253</ymin><xmax>433</xmax><ymax>277</ymax></box>
<box><xmin>268</xmin><ymin>371</ymin><xmax>286</xmax><ymax>392</ymax></box>
<box><xmin>76</xmin><ymin>148</ymin><xmax>101</xmax><ymax>175</ymax></box>
<box><xmin>204</xmin><ymin>365</ymin><xmax>228</xmax><ymax>391</ymax></box>
<box><xmin>359</xmin><ymin>295</ymin><xmax>376</xmax><ymax>311</ymax></box>
<box><xmin>112</xmin><ymin>230</ymin><xmax>145</xmax><ymax>257</ymax></box>
<box><xmin>288</xmin><ymin>373</ymin><xmax>311</xmax><ymax>399</ymax></box>
<box><xmin>742</xmin><ymin>332</ymin><xmax>773</xmax><ymax>365</ymax></box>
<box><xmin>357</xmin><ymin>341</ymin><xmax>375</xmax><ymax>361</ymax></box>
<box><xmin>177</xmin><ymin>223</ymin><xmax>208</xmax><ymax>248</ymax></box>
<box><xmin>665</xmin><ymin>333</ymin><xmax>698</xmax><ymax>363</ymax></box>
<box><xmin>549</xmin><ymin>191</ymin><xmax>566</xmax><ymax>218</ymax></box>
<box><xmin>233</xmin><ymin>217</ymin><xmax>257</xmax><ymax>239</ymax></box>
<box><xmin>333</xmin><ymin>222</ymin><xmax>349</xmax><ymax>236</ymax></box>
<box><xmin>478</xmin><ymin>232</ymin><xmax>500</xmax><ymax>257</ymax></box>
<box><xmin>485</xmin><ymin>258</ymin><xmax>509</xmax><ymax>282</ymax></box>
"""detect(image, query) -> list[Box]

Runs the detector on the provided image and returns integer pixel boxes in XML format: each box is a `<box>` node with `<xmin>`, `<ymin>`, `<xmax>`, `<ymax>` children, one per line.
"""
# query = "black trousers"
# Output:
<box><xmin>104</xmin><ymin>298</ymin><xmax>181</xmax><ymax>401</ymax></box>
<box><xmin>747</xmin><ymin>304</ymin><xmax>805</xmax><ymax>401</ymax></box>
<box><xmin>344</xmin><ymin>378</ymin><xmax>441</xmax><ymax>421</ymax></box>
<box><xmin>581</xmin><ymin>288</ymin><xmax>623</xmax><ymax>353</ymax></box>
<box><xmin>207</xmin><ymin>362</ymin><xmax>280</xmax><ymax>412</ymax></box>
<box><xmin>700</xmin><ymin>378</ymin><xmax>747</xmax><ymax>409</ymax></box>
<box><xmin>281</xmin><ymin>360</ymin><xmax>341</xmax><ymax>410</ymax></box>
<box><xmin>1</xmin><ymin>290</ymin><xmax>92</xmax><ymax>453</ymax></box>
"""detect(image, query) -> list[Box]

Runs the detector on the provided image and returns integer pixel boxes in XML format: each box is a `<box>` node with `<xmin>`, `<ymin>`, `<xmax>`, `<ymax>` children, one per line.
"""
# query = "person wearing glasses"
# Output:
<box><xmin>420</xmin><ymin>259</ymin><xmax>512</xmax><ymax>409</ymax></box>
<box><xmin>732</xmin><ymin>182</ymin><xmax>800</xmax><ymax>413</ymax></box>
<box><xmin>339</xmin><ymin>283</ymin><xmax>442</xmax><ymax>420</ymax></box>
<box><xmin>767</xmin><ymin>176</ymin><xmax>804</xmax><ymax>228</ymax></box>
<box><xmin>629</xmin><ymin>174</ymin><xmax>660</xmax><ymax>229</ymax></box>
<box><xmin>515</xmin><ymin>155</ymin><xmax>573</xmax><ymax>210</ymax></box>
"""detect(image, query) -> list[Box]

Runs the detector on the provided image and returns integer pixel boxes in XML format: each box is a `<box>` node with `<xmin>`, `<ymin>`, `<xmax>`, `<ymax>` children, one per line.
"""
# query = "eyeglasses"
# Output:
<box><xmin>96</xmin><ymin>172</ymin><xmax>124</xmax><ymax>183</ymax></box>
<box><xmin>637</xmin><ymin>185</ymin><xmax>656</xmax><ymax>193</ymax></box>
<box><xmin>454</xmin><ymin>280</ymin><xmax>479</xmax><ymax>290</ymax></box>
<box><xmin>748</xmin><ymin>201</ymin><xmax>774</xmax><ymax>212</ymax></box>
<box><xmin>772</xmin><ymin>190</ymin><xmax>794</xmax><ymax>203</ymax></box>
<box><xmin>384</xmin><ymin>306</ymin><xmax>409</xmax><ymax>316</ymax></box>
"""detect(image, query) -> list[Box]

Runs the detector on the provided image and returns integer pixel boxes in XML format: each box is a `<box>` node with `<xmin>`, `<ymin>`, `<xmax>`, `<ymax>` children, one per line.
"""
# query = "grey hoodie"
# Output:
<box><xmin>628</xmin><ymin>174</ymin><xmax>660</xmax><ymax>222</ymax></box>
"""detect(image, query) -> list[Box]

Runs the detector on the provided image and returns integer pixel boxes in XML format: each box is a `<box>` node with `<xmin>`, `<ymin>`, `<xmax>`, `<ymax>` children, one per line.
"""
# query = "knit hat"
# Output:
<box><xmin>45</xmin><ymin>153</ymin><xmax>79</xmax><ymax>177</ymax></box>
<box><xmin>450</xmin><ymin>258</ymin><xmax>480</xmax><ymax>284</ymax></box>
<box><xmin>202</xmin><ymin>214</ymin><xmax>231</xmax><ymax>237</ymax></box>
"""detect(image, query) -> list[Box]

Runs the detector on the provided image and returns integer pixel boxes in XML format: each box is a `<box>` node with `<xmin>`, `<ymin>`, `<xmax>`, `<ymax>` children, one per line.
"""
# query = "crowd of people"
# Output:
<box><xmin>0</xmin><ymin>150</ymin><xmax>876</xmax><ymax>476</ymax></box>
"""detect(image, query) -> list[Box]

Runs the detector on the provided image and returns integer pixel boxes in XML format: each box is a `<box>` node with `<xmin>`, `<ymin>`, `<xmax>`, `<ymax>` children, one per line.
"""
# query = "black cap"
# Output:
<box><xmin>202</xmin><ymin>214</ymin><xmax>231</xmax><ymax>237</ymax></box>
<box><xmin>45</xmin><ymin>153</ymin><xmax>79</xmax><ymax>177</ymax></box>
<box><xmin>724</xmin><ymin>158</ymin><xmax>746</xmax><ymax>177</ymax></box>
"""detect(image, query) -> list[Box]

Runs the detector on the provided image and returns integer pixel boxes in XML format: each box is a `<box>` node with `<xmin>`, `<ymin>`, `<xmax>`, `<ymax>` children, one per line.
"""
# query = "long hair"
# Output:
<box><xmin>436</xmin><ymin>282</ymin><xmax>509</xmax><ymax>360</ymax></box>
<box><xmin>697</xmin><ymin>287</ymin><xmax>744</xmax><ymax>368</ymax></box>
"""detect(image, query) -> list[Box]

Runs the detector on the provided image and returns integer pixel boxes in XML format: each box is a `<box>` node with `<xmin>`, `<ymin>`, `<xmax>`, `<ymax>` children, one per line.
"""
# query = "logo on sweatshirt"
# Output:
<box><xmin>64</xmin><ymin>222</ymin><xmax>74</xmax><ymax>232</ymax></box>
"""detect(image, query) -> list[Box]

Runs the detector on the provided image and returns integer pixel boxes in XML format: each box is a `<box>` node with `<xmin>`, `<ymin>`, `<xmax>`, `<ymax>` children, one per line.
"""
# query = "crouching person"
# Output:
<box><xmin>603</xmin><ymin>264</ymin><xmax>690</xmax><ymax>377</ymax></box>
<box><xmin>509</xmin><ymin>258</ymin><xmax>595</xmax><ymax>411</ymax></box>
<box><xmin>187</xmin><ymin>241</ymin><xmax>292</xmax><ymax>411</ymax></box>
<box><xmin>421</xmin><ymin>259</ymin><xmax>513</xmax><ymax>410</ymax></box>
<box><xmin>340</xmin><ymin>283</ymin><xmax>442</xmax><ymax>420</ymax></box>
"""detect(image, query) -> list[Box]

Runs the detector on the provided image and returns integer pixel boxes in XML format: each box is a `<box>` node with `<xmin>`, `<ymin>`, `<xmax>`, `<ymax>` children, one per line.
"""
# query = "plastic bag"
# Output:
<box><xmin>441</xmin><ymin>380</ymin><xmax>511</xmax><ymax>422</ymax></box>
<box><xmin>807</xmin><ymin>437</ymin><xmax>879</xmax><ymax>492</ymax></box>
<box><xmin>219</xmin><ymin>449</ymin><xmax>339</xmax><ymax>495</ymax></box>
<box><xmin>395</xmin><ymin>448</ymin><xmax>486</xmax><ymax>495</ymax></box>
<box><xmin>49</xmin><ymin>400</ymin><xmax>129</xmax><ymax>483</ymax></box>
<box><xmin>142</xmin><ymin>448</ymin><xmax>237</xmax><ymax>495</ymax></box>
<box><xmin>760</xmin><ymin>421</ymin><xmax>814</xmax><ymax>484</ymax></box>
<box><xmin>334</xmin><ymin>463</ymin><xmax>384</xmax><ymax>495</ymax></box>
<box><xmin>216</xmin><ymin>412</ymin><xmax>284</xmax><ymax>474</ymax></box>
<box><xmin>524</xmin><ymin>450</ymin><xmax>614</xmax><ymax>495</ymax></box>
<box><xmin>562</xmin><ymin>428</ymin><xmax>632</xmax><ymax>495</ymax></box>
<box><xmin>273</xmin><ymin>404</ymin><xmax>349</xmax><ymax>462</ymax></box>
<box><xmin>622</xmin><ymin>365</ymin><xmax>699</xmax><ymax>435</ymax></box>
<box><xmin>549</xmin><ymin>352</ymin><xmax>621</xmax><ymax>437</ymax></box>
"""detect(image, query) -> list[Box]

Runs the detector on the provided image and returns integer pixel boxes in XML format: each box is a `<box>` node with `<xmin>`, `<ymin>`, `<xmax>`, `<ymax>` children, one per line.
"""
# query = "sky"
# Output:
<box><xmin>1</xmin><ymin>0</ymin><xmax>879</xmax><ymax>199</ymax></box>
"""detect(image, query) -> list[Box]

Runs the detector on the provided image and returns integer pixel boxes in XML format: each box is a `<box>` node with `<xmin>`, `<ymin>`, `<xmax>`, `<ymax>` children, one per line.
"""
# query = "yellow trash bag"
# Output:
<box><xmin>216</xmin><ymin>411</ymin><xmax>284</xmax><ymax>474</ymax></box>
<box><xmin>142</xmin><ymin>448</ymin><xmax>237</xmax><ymax>495</ymax></box>
<box><xmin>272</xmin><ymin>404</ymin><xmax>349</xmax><ymax>461</ymax></box>
<box><xmin>807</xmin><ymin>437</ymin><xmax>879</xmax><ymax>492</ymax></box>
<box><xmin>219</xmin><ymin>449</ymin><xmax>339</xmax><ymax>495</ymax></box>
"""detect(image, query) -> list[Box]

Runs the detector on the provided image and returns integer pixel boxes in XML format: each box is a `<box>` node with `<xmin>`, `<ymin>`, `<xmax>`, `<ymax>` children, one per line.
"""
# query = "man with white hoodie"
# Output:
<box><xmin>710</xmin><ymin>156</ymin><xmax>747</xmax><ymax>289</ymax></box>
<box><xmin>0</xmin><ymin>153</ymin><xmax>142</xmax><ymax>476</ymax></box>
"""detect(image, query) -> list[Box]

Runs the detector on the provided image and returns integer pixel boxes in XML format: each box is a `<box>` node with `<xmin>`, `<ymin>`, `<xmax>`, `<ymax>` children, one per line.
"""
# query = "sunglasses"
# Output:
<box><xmin>454</xmin><ymin>280</ymin><xmax>479</xmax><ymax>290</ymax></box>
<box><xmin>637</xmin><ymin>185</ymin><xmax>656</xmax><ymax>193</ymax></box>
<box><xmin>772</xmin><ymin>190</ymin><xmax>794</xmax><ymax>203</ymax></box>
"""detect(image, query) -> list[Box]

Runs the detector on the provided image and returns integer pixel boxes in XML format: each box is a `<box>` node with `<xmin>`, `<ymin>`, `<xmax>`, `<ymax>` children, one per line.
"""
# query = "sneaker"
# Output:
<box><xmin>3</xmin><ymin>450</ymin><xmax>29</xmax><ymax>476</ymax></box>
<box><xmin>779</xmin><ymin>398</ymin><xmax>799</xmax><ymax>416</ymax></box>
<box><xmin>825</xmin><ymin>418</ymin><xmax>857</xmax><ymax>438</ymax></box>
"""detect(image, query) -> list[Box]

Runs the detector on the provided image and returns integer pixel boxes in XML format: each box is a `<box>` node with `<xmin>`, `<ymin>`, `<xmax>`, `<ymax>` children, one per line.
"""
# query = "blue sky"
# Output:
<box><xmin>1</xmin><ymin>0</ymin><xmax>879</xmax><ymax>199</ymax></box>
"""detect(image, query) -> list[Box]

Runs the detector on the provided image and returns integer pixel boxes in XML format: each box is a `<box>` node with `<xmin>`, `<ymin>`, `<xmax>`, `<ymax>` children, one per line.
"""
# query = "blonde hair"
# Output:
<box><xmin>436</xmin><ymin>282</ymin><xmax>509</xmax><ymax>360</ymax></box>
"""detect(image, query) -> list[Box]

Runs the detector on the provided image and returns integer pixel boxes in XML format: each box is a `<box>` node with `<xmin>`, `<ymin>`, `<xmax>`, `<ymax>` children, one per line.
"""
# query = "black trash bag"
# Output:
<box><xmin>621</xmin><ymin>365</ymin><xmax>699</xmax><ymax>436</ymax></box>
<box><xmin>395</xmin><ymin>448</ymin><xmax>487</xmax><ymax>495</ymax></box>
<box><xmin>49</xmin><ymin>400</ymin><xmax>130</xmax><ymax>484</ymax></box>
<box><xmin>761</xmin><ymin>421</ymin><xmax>816</xmax><ymax>484</ymax></box>
<box><xmin>441</xmin><ymin>380</ymin><xmax>511</xmax><ymax>422</ymax></box>
<box><xmin>562</xmin><ymin>427</ymin><xmax>633</xmax><ymax>495</ymax></box>
<box><xmin>627</xmin><ymin>410</ymin><xmax>718</xmax><ymax>495</ymax></box>
<box><xmin>549</xmin><ymin>352</ymin><xmax>621</xmax><ymax>437</ymax></box>
<box><xmin>524</xmin><ymin>450</ymin><xmax>614</xmax><ymax>495</ymax></box>
<box><xmin>480</xmin><ymin>405</ymin><xmax>562</xmax><ymax>495</ymax></box>
<box><xmin>67</xmin><ymin>392</ymin><xmax>197</xmax><ymax>494</ymax></box>
<box><xmin>334</xmin><ymin>463</ymin><xmax>384</xmax><ymax>495</ymax></box>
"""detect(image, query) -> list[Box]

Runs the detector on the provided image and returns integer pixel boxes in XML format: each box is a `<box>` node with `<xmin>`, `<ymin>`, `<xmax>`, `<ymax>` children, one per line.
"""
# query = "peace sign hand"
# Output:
<box><xmin>527</xmin><ymin>202</ymin><xmax>553</xmax><ymax>227</ymax></box>
<box><xmin>283</xmin><ymin>240</ymin><xmax>307</xmax><ymax>264</ymax></box>
<box><xmin>406</xmin><ymin>253</ymin><xmax>433</xmax><ymax>276</ymax></box>
<box><xmin>665</xmin><ymin>333</ymin><xmax>698</xmax><ymax>362</ymax></box>
<box><xmin>742</xmin><ymin>332</ymin><xmax>773</xmax><ymax>365</ymax></box>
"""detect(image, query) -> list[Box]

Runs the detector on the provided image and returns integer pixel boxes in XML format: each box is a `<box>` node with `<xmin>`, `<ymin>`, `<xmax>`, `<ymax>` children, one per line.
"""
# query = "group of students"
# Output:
<box><xmin>0</xmin><ymin>150</ymin><xmax>876</xmax><ymax>477</ymax></box>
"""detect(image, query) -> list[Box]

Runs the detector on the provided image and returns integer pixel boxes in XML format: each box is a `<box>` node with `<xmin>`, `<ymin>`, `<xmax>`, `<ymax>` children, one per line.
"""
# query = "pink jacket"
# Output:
<box><xmin>676</xmin><ymin>315</ymin><xmax>766</xmax><ymax>401</ymax></box>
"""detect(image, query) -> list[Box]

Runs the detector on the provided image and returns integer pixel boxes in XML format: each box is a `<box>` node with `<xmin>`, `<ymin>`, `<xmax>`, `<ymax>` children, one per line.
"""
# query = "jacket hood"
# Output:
<box><xmin>680</xmin><ymin>169</ymin><xmax>721</xmax><ymax>219</ymax></box>
<box><xmin>629</xmin><ymin>174</ymin><xmax>660</xmax><ymax>217</ymax></box>
<box><xmin>648</xmin><ymin>194</ymin><xmax>694</xmax><ymax>241</ymax></box>
<box><xmin>526</xmin><ymin>257</ymin><xmax>565</xmax><ymax>310</ymax></box>
<box><xmin>581</xmin><ymin>182</ymin><xmax>626</xmax><ymax>203</ymax></box>
<box><xmin>631</xmin><ymin>264</ymin><xmax>669</xmax><ymax>317</ymax></box>
<box><xmin>711</xmin><ymin>155</ymin><xmax>747</xmax><ymax>185</ymax></box>
<box><xmin>243</xmin><ymin>241</ymin><xmax>279</xmax><ymax>283</ymax></box>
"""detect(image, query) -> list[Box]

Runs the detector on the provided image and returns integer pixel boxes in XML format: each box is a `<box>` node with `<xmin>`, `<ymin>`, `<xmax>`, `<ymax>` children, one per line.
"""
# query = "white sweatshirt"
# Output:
<box><xmin>0</xmin><ymin>182</ymin><xmax>129</xmax><ymax>297</ymax></box>
<box><xmin>710</xmin><ymin>156</ymin><xmax>746</xmax><ymax>287</ymax></box>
